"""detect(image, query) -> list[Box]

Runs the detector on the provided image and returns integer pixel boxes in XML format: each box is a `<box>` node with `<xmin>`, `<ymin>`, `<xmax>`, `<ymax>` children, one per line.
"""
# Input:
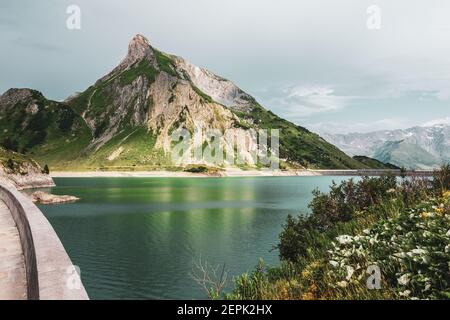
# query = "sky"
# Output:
<box><xmin>1</xmin><ymin>0</ymin><xmax>449</xmax><ymax>134</ymax></box>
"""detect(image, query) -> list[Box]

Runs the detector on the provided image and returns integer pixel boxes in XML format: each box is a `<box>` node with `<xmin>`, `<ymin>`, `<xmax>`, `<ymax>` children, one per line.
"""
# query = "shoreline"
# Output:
<box><xmin>50</xmin><ymin>169</ymin><xmax>316</xmax><ymax>178</ymax></box>
<box><xmin>50</xmin><ymin>169</ymin><xmax>434</xmax><ymax>178</ymax></box>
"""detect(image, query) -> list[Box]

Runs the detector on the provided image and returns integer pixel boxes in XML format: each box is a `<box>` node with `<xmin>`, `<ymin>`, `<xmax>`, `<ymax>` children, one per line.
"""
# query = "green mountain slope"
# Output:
<box><xmin>0</xmin><ymin>88</ymin><xmax>91</xmax><ymax>168</ymax></box>
<box><xmin>0</xmin><ymin>34</ymin><xmax>370</xmax><ymax>171</ymax></box>
<box><xmin>352</xmin><ymin>155</ymin><xmax>400</xmax><ymax>169</ymax></box>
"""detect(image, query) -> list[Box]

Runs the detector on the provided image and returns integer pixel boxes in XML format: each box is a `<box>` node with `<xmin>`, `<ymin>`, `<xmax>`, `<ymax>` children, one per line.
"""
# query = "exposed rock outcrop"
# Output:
<box><xmin>29</xmin><ymin>191</ymin><xmax>79</xmax><ymax>205</ymax></box>
<box><xmin>173</xmin><ymin>56</ymin><xmax>255</xmax><ymax>112</ymax></box>
<box><xmin>0</xmin><ymin>148</ymin><xmax>55</xmax><ymax>190</ymax></box>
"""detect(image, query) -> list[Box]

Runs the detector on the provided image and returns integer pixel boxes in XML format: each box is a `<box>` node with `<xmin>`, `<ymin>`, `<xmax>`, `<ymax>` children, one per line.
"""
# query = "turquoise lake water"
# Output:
<box><xmin>37</xmin><ymin>176</ymin><xmax>349</xmax><ymax>299</ymax></box>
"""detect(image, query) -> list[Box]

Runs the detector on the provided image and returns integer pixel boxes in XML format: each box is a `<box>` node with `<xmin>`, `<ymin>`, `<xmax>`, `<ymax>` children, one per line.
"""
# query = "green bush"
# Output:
<box><xmin>278</xmin><ymin>215</ymin><xmax>317</xmax><ymax>262</ymax></box>
<box><xmin>184</xmin><ymin>165</ymin><xmax>209</xmax><ymax>173</ymax></box>
<box><xmin>278</xmin><ymin>175</ymin><xmax>397</xmax><ymax>262</ymax></box>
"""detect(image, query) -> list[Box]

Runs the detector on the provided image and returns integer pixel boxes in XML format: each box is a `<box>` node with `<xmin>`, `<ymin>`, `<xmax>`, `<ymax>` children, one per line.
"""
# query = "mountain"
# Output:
<box><xmin>373</xmin><ymin>141</ymin><xmax>441</xmax><ymax>169</ymax></box>
<box><xmin>0</xmin><ymin>34</ymin><xmax>368</xmax><ymax>171</ymax></box>
<box><xmin>323</xmin><ymin>124</ymin><xmax>450</xmax><ymax>169</ymax></box>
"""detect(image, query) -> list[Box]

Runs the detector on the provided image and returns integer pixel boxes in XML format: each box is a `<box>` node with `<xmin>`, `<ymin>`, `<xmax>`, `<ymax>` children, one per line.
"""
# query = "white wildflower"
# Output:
<box><xmin>329</xmin><ymin>260</ymin><xmax>339</xmax><ymax>268</ymax></box>
<box><xmin>393</xmin><ymin>252</ymin><xmax>407</xmax><ymax>259</ymax></box>
<box><xmin>363</xmin><ymin>229</ymin><xmax>370</xmax><ymax>235</ymax></box>
<box><xmin>346</xmin><ymin>266</ymin><xmax>355</xmax><ymax>280</ymax></box>
<box><xmin>399</xmin><ymin>290</ymin><xmax>411</xmax><ymax>297</ymax></box>
<box><xmin>336</xmin><ymin>280</ymin><xmax>348</xmax><ymax>288</ymax></box>
<box><xmin>342</xmin><ymin>249</ymin><xmax>353</xmax><ymax>257</ymax></box>
<box><xmin>411</xmin><ymin>248</ymin><xmax>426</xmax><ymax>255</ymax></box>
<box><xmin>422</xmin><ymin>231</ymin><xmax>432</xmax><ymax>238</ymax></box>
<box><xmin>397</xmin><ymin>274</ymin><xmax>411</xmax><ymax>286</ymax></box>
<box><xmin>336</xmin><ymin>235</ymin><xmax>353</xmax><ymax>245</ymax></box>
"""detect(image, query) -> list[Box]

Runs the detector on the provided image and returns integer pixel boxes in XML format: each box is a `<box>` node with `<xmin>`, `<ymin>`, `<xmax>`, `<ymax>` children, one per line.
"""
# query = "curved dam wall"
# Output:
<box><xmin>0</xmin><ymin>183</ymin><xmax>89</xmax><ymax>300</ymax></box>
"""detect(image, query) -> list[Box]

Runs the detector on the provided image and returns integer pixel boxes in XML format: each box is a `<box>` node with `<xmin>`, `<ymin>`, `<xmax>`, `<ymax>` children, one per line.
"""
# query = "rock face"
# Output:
<box><xmin>29</xmin><ymin>191</ymin><xmax>79</xmax><ymax>205</ymax></box>
<box><xmin>173</xmin><ymin>56</ymin><xmax>255</xmax><ymax>112</ymax></box>
<box><xmin>0</xmin><ymin>34</ymin><xmax>369</xmax><ymax>170</ymax></box>
<box><xmin>0</xmin><ymin>148</ymin><xmax>55</xmax><ymax>190</ymax></box>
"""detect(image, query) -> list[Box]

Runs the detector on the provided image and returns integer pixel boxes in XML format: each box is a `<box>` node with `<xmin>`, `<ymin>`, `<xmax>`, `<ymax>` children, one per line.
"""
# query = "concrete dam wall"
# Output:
<box><xmin>0</xmin><ymin>183</ymin><xmax>88</xmax><ymax>300</ymax></box>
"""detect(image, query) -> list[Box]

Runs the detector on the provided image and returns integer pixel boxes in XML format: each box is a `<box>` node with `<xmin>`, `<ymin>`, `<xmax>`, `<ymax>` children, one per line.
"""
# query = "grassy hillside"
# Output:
<box><xmin>0</xmin><ymin>147</ymin><xmax>44</xmax><ymax>174</ymax></box>
<box><xmin>353</xmin><ymin>155</ymin><xmax>400</xmax><ymax>169</ymax></box>
<box><xmin>0</xmin><ymin>147</ymin><xmax>35</xmax><ymax>167</ymax></box>
<box><xmin>237</xmin><ymin>104</ymin><xmax>369</xmax><ymax>169</ymax></box>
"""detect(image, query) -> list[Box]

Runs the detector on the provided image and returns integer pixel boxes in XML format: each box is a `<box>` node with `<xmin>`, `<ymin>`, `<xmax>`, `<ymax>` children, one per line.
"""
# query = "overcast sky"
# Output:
<box><xmin>1</xmin><ymin>0</ymin><xmax>449</xmax><ymax>133</ymax></box>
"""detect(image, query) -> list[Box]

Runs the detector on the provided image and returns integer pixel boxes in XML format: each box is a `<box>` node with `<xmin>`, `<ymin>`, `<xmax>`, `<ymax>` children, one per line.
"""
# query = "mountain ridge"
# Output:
<box><xmin>323</xmin><ymin>124</ymin><xmax>450</xmax><ymax>169</ymax></box>
<box><xmin>0</xmin><ymin>34</ymin><xmax>369</xmax><ymax>171</ymax></box>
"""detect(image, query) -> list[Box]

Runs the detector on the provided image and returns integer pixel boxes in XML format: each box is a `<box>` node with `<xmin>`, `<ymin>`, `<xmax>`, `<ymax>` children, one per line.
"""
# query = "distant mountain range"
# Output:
<box><xmin>0</xmin><ymin>34</ymin><xmax>375</xmax><ymax>171</ymax></box>
<box><xmin>323</xmin><ymin>124</ymin><xmax>450</xmax><ymax>169</ymax></box>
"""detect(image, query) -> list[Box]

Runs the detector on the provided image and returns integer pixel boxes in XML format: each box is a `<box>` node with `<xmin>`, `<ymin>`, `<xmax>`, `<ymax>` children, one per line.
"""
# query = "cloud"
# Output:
<box><xmin>421</xmin><ymin>117</ymin><xmax>450</xmax><ymax>127</ymax></box>
<box><xmin>435</xmin><ymin>89</ymin><xmax>450</xmax><ymax>101</ymax></box>
<box><xmin>12</xmin><ymin>37</ymin><xmax>64</xmax><ymax>52</ymax></box>
<box><xmin>307</xmin><ymin>118</ymin><xmax>412</xmax><ymax>134</ymax></box>
<box><xmin>268</xmin><ymin>84</ymin><xmax>356</xmax><ymax>118</ymax></box>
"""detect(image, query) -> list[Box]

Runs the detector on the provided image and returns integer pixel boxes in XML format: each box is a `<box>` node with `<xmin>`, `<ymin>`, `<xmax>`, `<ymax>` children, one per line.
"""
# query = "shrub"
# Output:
<box><xmin>278</xmin><ymin>215</ymin><xmax>317</xmax><ymax>262</ymax></box>
<box><xmin>399</xmin><ymin>176</ymin><xmax>431</xmax><ymax>206</ymax></box>
<box><xmin>6</xmin><ymin>158</ymin><xmax>14</xmax><ymax>171</ymax></box>
<box><xmin>184</xmin><ymin>165</ymin><xmax>209</xmax><ymax>173</ymax></box>
<box><xmin>432</xmin><ymin>163</ymin><xmax>450</xmax><ymax>195</ymax></box>
<box><xmin>183</xmin><ymin>165</ymin><xmax>220</xmax><ymax>174</ymax></box>
<box><xmin>278</xmin><ymin>175</ymin><xmax>398</xmax><ymax>261</ymax></box>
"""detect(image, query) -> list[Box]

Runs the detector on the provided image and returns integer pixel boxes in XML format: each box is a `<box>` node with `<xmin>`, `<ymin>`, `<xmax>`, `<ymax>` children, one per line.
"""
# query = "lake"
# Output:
<box><xmin>38</xmin><ymin>176</ymin><xmax>349</xmax><ymax>299</ymax></box>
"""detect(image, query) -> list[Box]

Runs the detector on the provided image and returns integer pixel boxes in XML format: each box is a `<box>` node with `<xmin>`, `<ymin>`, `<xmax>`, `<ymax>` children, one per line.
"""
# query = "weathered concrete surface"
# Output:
<box><xmin>0</xmin><ymin>183</ymin><xmax>89</xmax><ymax>300</ymax></box>
<box><xmin>0</xmin><ymin>200</ymin><xmax>27</xmax><ymax>300</ymax></box>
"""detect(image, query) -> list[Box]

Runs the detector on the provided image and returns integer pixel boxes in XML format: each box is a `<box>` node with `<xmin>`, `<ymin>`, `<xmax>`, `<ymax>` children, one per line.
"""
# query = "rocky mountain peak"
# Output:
<box><xmin>112</xmin><ymin>34</ymin><xmax>155</xmax><ymax>73</ymax></box>
<box><xmin>128</xmin><ymin>34</ymin><xmax>152</xmax><ymax>58</ymax></box>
